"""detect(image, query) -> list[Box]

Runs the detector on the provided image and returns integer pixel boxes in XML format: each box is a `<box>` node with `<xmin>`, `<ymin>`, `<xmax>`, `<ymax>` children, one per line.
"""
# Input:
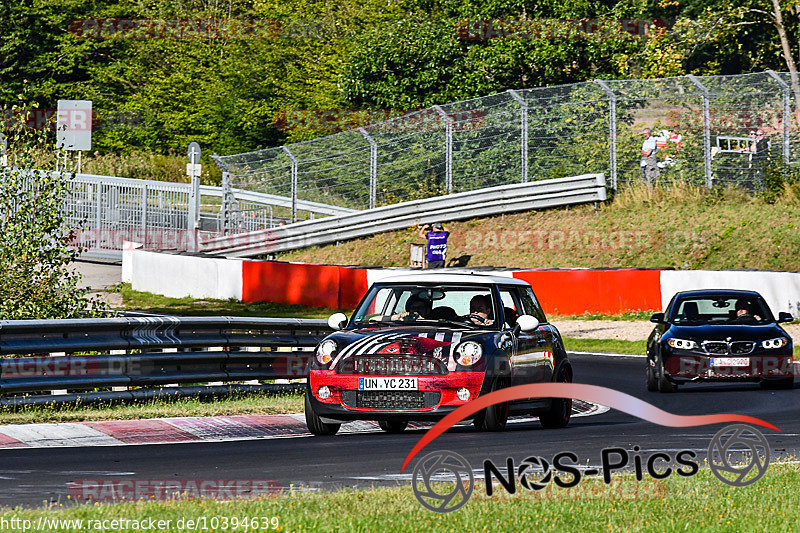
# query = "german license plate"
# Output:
<box><xmin>710</xmin><ymin>357</ymin><xmax>749</xmax><ymax>367</ymax></box>
<box><xmin>358</xmin><ymin>377</ymin><xmax>418</xmax><ymax>390</ymax></box>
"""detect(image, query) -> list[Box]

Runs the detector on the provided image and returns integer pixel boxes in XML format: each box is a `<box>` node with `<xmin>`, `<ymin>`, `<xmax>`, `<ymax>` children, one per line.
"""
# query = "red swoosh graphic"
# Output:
<box><xmin>400</xmin><ymin>383</ymin><xmax>781</xmax><ymax>472</ymax></box>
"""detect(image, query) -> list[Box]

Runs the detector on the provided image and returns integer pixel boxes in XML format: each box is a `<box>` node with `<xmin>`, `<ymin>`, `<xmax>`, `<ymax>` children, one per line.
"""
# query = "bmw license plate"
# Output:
<box><xmin>358</xmin><ymin>377</ymin><xmax>418</xmax><ymax>390</ymax></box>
<box><xmin>710</xmin><ymin>357</ymin><xmax>749</xmax><ymax>367</ymax></box>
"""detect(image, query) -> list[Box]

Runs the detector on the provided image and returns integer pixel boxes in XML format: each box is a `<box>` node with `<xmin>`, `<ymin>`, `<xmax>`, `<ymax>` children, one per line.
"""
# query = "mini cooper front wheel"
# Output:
<box><xmin>474</xmin><ymin>378</ymin><xmax>509</xmax><ymax>432</ymax></box>
<box><xmin>305</xmin><ymin>391</ymin><xmax>341</xmax><ymax>436</ymax></box>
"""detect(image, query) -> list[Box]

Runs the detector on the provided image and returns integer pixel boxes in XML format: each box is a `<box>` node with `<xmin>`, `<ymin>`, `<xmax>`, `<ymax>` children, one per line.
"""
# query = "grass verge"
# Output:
<box><xmin>563</xmin><ymin>337</ymin><xmax>646</xmax><ymax>355</ymax></box>
<box><xmin>2</xmin><ymin>463</ymin><xmax>799</xmax><ymax>531</ymax></box>
<box><xmin>116</xmin><ymin>283</ymin><xmax>350</xmax><ymax>318</ymax></box>
<box><xmin>275</xmin><ymin>182</ymin><xmax>800</xmax><ymax>271</ymax></box>
<box><xmin>0</xmin><ymin>392</ymin><xmax>304</xmax><ymax>425</ymax></box>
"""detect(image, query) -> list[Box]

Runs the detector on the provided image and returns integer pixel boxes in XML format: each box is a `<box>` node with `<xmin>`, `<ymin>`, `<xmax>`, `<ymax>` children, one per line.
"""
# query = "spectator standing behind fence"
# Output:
<box><xmin>640</xmin><ymin>128</ymin><xmax>660</xmax><ymax>186</ymax></box>
<box><xmin>749</xmin><ymin>129</ymin><xmax>769</xmax><ymax>189</ymax></box>
<box><xmin>419</xmin><ymin>222</ymin><xmax>449</xmax><ymax>268</ymax></box>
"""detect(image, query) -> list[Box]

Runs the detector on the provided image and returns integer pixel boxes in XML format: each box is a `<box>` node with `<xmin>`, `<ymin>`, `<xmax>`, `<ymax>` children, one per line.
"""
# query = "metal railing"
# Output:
<box><xmin>215</xmin><ymin>70</ymin><xmax>798</xmax><ymax>214</ymax></box>
<box><xmin>202</xmin><ymin>173</ymin><xmax>607</xmax><ymax>257</ymax></box>
<box><xmin>56</xmin><ymin>172</ymin><xmax>356</xmax><ymax>258</ymax></box>
<box><xmin>0</xmin><ymin>316</ymin><xmax>331</xmax><ymax>406</ymax></box>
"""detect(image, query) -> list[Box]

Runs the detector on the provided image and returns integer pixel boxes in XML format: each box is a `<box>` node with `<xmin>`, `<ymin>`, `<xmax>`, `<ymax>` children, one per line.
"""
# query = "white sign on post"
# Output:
<box><xmin>56</xmin><ymin>100</ymin><xmax>92</xmax><ymax>151</ymax></box>
<box><xmin>187</xmin><ymin>142</ymin><xmax>202</xmax><ymax>251</ymax></box>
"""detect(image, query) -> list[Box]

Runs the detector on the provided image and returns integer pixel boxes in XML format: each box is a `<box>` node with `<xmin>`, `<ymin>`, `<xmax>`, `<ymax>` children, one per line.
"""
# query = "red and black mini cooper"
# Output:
<box><xmin>305</xmin><ymin>273</ymin><xmax>573</xmax><ymax>435</ymax></box>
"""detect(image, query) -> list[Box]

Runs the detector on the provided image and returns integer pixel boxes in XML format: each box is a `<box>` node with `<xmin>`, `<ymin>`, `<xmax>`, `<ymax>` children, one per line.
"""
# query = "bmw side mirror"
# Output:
<box><xmin>650</xmin><ymin>312</ymin><xmax>665</xmax><ymax>324</ymax></box>
<box><xmin>328</xmin><ymin>313</ymin><xmax>348</xmax><ymax>330</ymax></box>
<box><xmin>778</xmin><ymin>312</ymin><xmax>793</xmax><ymax>323</ymax></box>
<box><xmin>516</xmin><ymin>315</ymin><xmax>540</xmax><ymax>332</ymax></box>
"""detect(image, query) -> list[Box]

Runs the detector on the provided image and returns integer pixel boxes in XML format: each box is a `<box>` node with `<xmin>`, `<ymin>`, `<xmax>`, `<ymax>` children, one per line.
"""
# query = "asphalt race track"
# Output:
<box><xmin>1</xmin><ymin>354</ymin><xmax>798</xmax><ymax>508</ymax></box>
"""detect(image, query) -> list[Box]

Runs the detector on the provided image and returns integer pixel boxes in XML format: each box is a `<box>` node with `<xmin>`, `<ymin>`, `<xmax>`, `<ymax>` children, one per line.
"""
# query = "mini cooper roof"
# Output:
<box><xmin>373</xmin><ymin>272</ymin><xmax>531</xmax><ymax>286</ymax></box>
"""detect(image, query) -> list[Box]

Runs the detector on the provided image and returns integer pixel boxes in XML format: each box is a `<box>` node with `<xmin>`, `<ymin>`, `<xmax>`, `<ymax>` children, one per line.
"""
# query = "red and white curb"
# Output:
<box><xmin>0</xmin><ymin>401</ymin><xmax>608</xmax><ymax>450</ymax></box>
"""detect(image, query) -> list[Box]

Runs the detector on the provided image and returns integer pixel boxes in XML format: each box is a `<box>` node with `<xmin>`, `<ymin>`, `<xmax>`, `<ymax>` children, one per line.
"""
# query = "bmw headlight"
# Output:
<box><xmin>762</xmin><ymin>338</ymin><xmax>788</xmax><ymax>349</ymax></box>
<box><xmin>456</xmin><ymin>341</ymin><xmax>483</xmax><ymax>366</ymax></box>
<box><xmin>667</xmin><ymin>338</ymin><xmax>696</xmax><ymax>350</ymax></box>
<box><xmin>316</xmin><ymin>339</ymin><xmax>338</xmax><ymax>364</ymax></box>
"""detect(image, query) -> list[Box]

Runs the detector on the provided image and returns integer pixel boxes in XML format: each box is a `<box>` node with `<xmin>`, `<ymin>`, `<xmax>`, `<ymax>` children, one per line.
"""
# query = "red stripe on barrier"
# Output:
<box><xmin>512</xmin><ymin>269</ymin><xmax>662</xmax><ymax>315</ymax></box>
<box><xmin>242</xmin><ymin>261</ymin><xmax>340</xmax><ymax>308</ymax></box>
<box><xmin>338</xmin><ymin>267</ymin><xmax>368</xmax><ymax>309</ymax></box>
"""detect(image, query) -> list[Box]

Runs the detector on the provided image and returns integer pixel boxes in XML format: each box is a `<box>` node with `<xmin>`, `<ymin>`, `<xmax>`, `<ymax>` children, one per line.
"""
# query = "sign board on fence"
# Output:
<box><xmin>56</xmin><ymin>100</ymin><xmax>92</xmax><ymax>151</ymax></box>
<box><xmin>186</xmin><ymin>163</ymin><xmax>202</xmax><ymax>176</ymax></box>
<box><xmin>187</xmin><ymin>142</ymin><xmax>201</xmax><ymax>164</ymax></box>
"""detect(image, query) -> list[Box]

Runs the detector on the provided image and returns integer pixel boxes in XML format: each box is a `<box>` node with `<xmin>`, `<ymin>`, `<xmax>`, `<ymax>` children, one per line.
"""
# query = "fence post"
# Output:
<box><xmin>282</xmin><ymin>146</ymin><xmax>298</xmax><ymax>221</ymax></box>
<box><xmin>686</xmin><ymin>74</ymin><xmax>712</xmax><ymax>188</ymax></box>
<box><xmin>141</xmin><ymin>184</ymin><xmax>147</xmax><ymax>246</ymax></box>
<box><xmin>433</xmin><ymin>105</ymin><xmax>453</xmax><ymax>193</ymax></box>
<box><xmin>211</xmin><ymin>154</ymin><xmax>234</xmax><ymax>235</ymax></box>
<box><xmin>95</xmin><ymin>182</ymin><xmax>102</xmax><ymax>248</ymax></box>
<box><xmin>507</xmin><ymin>90</ymin><xmax>528</xmax><ymax>183</ymax></box>
<box><xmin>358</xmin><ymin>128</ymin><xmax>378</xmax><ymax>209</ymax></box>
<box><xmin>767</xmin><ymin>70</ymin><xmax>791</xmax><ymax>167</ymax></box>
<box><xmin>594</xmin><ymin>80</ymin><xmax>617</xmax><ymax>191</ymax></box>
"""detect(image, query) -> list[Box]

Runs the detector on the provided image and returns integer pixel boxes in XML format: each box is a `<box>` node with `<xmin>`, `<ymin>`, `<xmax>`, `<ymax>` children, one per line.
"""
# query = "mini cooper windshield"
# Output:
<box><xmin>669</xmin><ymin>295</ymin><xmax>774</xmax><ymax>325</ymax></box>
<box><xmin>351</xmin><ymin>284</ymin><xmax>501</xmax><ymax>329</ymax></box>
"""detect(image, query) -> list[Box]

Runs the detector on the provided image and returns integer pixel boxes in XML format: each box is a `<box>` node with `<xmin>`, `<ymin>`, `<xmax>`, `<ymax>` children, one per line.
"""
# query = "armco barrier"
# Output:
<box><xmin>0</xmin><ymin>316</ymin><xmax>330</xmax><ymax>404</ymax></box>
<box><xmin>201</xmin><ymin>173</ymin><xmax>607</xmax><ymax>257</ymax></box>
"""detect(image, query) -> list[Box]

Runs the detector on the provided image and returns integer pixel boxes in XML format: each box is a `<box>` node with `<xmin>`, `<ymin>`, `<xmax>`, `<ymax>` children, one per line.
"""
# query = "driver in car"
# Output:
<box><xmin>734</xmin><ymin>299</ymin><xmax>762</xmax><ymax>322</ymax></box>
<box><xmin>467</xmin><ymin>295</ymin><xmax>494</xmax><ymax>325</ymax></box>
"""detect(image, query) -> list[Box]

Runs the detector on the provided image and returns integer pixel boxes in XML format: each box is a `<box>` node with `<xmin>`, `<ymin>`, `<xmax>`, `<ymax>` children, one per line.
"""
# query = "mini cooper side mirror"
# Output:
<box><xmin>327</xmin><ymin>312</ymin><xmax>348</xmax><ymax>330</ymax></box>
<box><xmin>650</xmin><ymin>312</ymin><xmax>665</xmax><ymax>324</ymax></box>
<box><xmin>516</xmin><ymin>315</ymin><xmax>540</xmax><ymax>332</ymax></box>
<box><xmin>778</xmin><ymin>312</ymin><xmax>794</xmax><ymax>323</ymax></box>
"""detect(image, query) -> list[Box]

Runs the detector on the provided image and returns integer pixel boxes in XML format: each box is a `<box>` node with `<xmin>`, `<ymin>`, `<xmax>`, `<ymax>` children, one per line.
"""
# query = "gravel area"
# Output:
<box><xmin>553</xmin><ymin>319</ymin><xmax>800</xmax><ymax>343</ymax></box>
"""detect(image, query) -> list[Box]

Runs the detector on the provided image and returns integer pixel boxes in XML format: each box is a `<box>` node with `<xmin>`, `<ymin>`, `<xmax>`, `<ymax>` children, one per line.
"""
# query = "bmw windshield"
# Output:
<box><xmin>669</xmin><ymin>296</ymin><xmax>774</xmax><ymax>325</ymax></box>
<box><xmin>351</xmin><ymin>284</ymin><xmax>502</xmax><ymax>329</ymax></box>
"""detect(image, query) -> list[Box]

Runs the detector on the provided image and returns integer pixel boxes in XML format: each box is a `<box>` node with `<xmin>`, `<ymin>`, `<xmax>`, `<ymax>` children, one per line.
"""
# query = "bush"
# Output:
<box><xmin>0</xmin><ymin>106</ymin><xmax>106</xmax><ymax>319</ymax></box>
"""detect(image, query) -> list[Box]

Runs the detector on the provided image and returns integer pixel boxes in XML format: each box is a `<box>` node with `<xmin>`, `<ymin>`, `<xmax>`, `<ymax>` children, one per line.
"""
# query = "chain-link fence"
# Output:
<box><xmin>215</xmin><ymin>70</ymin><xmax>798</xmax><ymax>216</ymax></box>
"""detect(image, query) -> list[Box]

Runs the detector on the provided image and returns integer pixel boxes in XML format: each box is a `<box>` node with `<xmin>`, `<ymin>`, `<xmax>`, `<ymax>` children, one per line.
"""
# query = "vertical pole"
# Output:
<box><xmin>433</xmin><ymin>105</ymin><xmax>453</xmax><ymax>193</ymax></box>
<box><xmin>594</xmin><ymin>80</ymin><xmax>617</xmax><ymax>190</ymax></box>
<box><xmin>767</xmin><ymin>70</ymin><xmax>791</xmax><ymax>166</ymax></box>
<box><xmin>687</xmin><ymin>74</ymin><xmax>712</xmax><ymax>188</ymax></box>
<box><xmin>210</xmin><ymin>154</ymin><xmax>234</xmax><ymax>235</ymax></box>
<box><xmin>358</xmin><ymin>128</ymin><xmax>378</xmax><ymax>209</ymax></box>
<box><xmin>141</xmin><ymin>184</ymin><xmax>147</xmax><ymax>247</ymax></box>
<box><xmin>507</xmin><ymin>90</ymin><xmax>529</xmax><ymax>183</ymax></box>
<box><xmin>95</xmin><ymin>182</ymin><xmax>102</xmax><ymax>248</ymax></box>
<box><xmin>282</xmin><ymin>146</ymin><xmax>298</xmax><ymax>222</ymax></box>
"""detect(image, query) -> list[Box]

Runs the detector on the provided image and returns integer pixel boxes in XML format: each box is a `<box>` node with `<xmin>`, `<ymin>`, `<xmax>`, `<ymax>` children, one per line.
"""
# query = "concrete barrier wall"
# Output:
<box><xmin>130</xmin><ymin>250</ymin><xmax>243</xmax><ymax>300</ymax></box>
<box><xmin>125</xmin><ymin>249</ymin><xmax>800</xmax><ymax>316</ymax></box>
<box><xmin>660</xmin><ymin>270</ymin><xmax>800</xmax><ymax>316</ymax></box>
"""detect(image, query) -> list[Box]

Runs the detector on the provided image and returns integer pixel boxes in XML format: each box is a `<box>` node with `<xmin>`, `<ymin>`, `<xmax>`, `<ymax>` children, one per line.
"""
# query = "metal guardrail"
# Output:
<box><xmin>201</xmin><ymin>173</ymin><xmax>607</xmax><ymax>257</ymax></box>
<box><xmin>52</xmin><ymin>171</ymin><xmax>357</xmax><ymax>260</ymax></box>
<box><xmin>0</xmin><ymin>316</ymin><xmax>331</xmax><ymax>405</ymax></box>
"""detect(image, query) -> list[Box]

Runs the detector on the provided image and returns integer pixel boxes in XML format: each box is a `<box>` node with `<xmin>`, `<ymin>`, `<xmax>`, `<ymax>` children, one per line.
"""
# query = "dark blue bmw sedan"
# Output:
<box><xmin>647</xmin><ymin>289</ymin><xmax>794</xmax><ymax>392</ymax></box>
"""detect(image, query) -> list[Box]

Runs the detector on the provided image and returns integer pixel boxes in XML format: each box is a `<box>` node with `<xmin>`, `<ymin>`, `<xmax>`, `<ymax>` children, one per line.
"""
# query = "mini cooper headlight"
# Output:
<box><xmin>456</xmin><ymin>341</ymin><xmax>483</xmax><ymax>366</ymax></box>
<box><xmin>762</xmin><ymin>338</ymin><xmax>788</xmax><ymax>349</ymax></box>
<box><xmin>667</xmin><ymin>338</ymin><xmax>696</xmax><ymax>350</ymax></box>
<box><xmin>316</xmin><ymin>339</ymin><xmax>338</xmax><ymax>364</ymax></box>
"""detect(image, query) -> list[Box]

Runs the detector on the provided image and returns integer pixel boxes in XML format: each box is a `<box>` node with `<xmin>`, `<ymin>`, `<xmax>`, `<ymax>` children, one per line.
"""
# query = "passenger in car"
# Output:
<box><xmin>391</xmin><ymin>295</ymin><xmax>431</xmax><ymax>321</ymax></box>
